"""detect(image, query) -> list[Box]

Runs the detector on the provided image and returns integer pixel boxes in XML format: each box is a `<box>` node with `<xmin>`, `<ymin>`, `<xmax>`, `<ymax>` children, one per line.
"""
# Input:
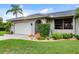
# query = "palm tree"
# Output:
<box><xmin>74</xmin><ymin>7</ymin><xmax>79</xmax><ymax>34</ymax></box>
<box><xmin>6</xmin><ymin>4</ymin><xmax>23</xmax><ymax>18</ymax></box>
<box><xmin>74</xmin><ymin>7</ymin><xmax>79</xmax><ymax>19</ymax></box>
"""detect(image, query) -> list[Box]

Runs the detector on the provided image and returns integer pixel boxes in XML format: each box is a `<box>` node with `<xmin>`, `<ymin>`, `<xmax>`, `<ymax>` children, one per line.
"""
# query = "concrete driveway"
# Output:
<box><xmin>0</xmin><ymin>34</ymin><xmax>33</xmax><ymax>40</ymax></box>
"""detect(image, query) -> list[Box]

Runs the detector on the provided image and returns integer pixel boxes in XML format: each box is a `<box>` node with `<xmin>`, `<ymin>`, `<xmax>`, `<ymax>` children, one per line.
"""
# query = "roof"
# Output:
<box><xmin>7</xmin><ymin>14</ymin><xmax>49</xmax><ymax>21</ymax></box>
<box><xmin>7</xmin><ymin>10</ymin><xmax>75</xmax><ymax>21</ymax></box>
<box><xmin>47</xmin><ymin>10</ymin><xmax>75</xmax><ymax>18</ymax></box>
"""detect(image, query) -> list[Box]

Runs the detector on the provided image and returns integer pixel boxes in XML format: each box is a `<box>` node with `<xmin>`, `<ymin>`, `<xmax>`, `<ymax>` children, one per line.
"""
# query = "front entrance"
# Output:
<box><xmin>35</xmin><ymin>20</ymin><xmax>41</xmax><ymax>33</ymax></box>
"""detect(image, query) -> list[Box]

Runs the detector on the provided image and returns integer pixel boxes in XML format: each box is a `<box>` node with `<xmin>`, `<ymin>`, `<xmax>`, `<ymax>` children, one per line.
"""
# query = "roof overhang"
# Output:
<box><xmin>7</xmin><ymin>16</ymin><xmax>51</xmax><ymax>21</ymax></box>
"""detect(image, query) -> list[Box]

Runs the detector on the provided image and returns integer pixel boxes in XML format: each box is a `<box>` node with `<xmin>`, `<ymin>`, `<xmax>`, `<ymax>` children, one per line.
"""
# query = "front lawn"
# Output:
<box><xmin>0</xmin><ymin>39</ymin><xmax>79</xmax><ymax>54</ymax></box>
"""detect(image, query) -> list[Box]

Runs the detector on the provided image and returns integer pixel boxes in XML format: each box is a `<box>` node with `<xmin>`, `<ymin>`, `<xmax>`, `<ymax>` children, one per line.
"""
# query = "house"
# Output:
<box><xmin>7</xmin><ymin>10</ymin><xmax>79</xmax><ymax>35</ymax></box>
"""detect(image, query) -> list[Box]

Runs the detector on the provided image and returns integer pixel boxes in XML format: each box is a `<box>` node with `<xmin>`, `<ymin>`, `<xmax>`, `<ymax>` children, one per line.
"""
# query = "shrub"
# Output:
<box><xmin>0</xmin><ymin>31</ymin><xmax>7</xmax><ymax>36</ymax></box>
<box><xmin>51</xmin><ymin>33</ymin><xmax>63</xmax><ymax>40</ymax></box>
<box><xmin>37</xmin><ymin>24</ymin><xmax>50</xmax><ymax>37</ymax></box>
<box><xmin>74</xmin><ymin>34</ymin><xmax>79</xmax><ymax>40</ymax></box>
<box><xmin>38</xmin><ymin>37</ymin><xmax>45</xmax><ymax>40</ymax></box>
<box><xmin>63</xmin><ymin>33</ymin><xmax>73</xmax><ymax>39</ymax></box>
<box><xmin>46</xmin><ymin>36</ymin><xmax>50</xmax><ymax>40</ymax></box>
<box><xmin>35</xmin><ymin>32</ymin><xmax>41</xmax><ymax>39</ymax></box>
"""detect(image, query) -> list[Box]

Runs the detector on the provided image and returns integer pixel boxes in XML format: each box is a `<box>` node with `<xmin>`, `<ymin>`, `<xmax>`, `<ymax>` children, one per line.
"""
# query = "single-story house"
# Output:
<box><xmin>7</xmin><ymin>10</ymin><xmax>79</xmax><ymax>35</ymax></box>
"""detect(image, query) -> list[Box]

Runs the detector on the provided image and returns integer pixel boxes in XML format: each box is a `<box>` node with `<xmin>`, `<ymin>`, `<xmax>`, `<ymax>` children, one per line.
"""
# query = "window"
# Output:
<box><xmin>54</xmin><ymin>18</ymin><xmax>73</xmax><ymax>29</ymax></box>
<box><xmin>55</xmin><ymin>19</ymin><xmax>63</xmax><ymax>29</ymax></box>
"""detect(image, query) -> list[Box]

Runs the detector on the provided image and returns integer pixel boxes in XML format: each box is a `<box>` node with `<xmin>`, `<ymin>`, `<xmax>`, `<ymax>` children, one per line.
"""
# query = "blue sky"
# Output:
<box><xmin>0</xmin><ymin>4</ymin><xmax>78</xmax><ymax>22</ymax></box>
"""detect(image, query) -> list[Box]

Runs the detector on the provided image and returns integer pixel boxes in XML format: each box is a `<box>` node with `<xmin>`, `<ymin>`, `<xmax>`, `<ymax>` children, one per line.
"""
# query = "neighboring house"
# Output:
<box><xmin>7</xmin><ymin>10</ymin><xmax>79</xmax><ymax>35</ymax></box>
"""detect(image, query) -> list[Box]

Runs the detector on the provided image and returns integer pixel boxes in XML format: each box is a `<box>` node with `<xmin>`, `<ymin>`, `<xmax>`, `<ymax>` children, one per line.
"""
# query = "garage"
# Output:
<box><xmin>14</xmin><ymin>23</ymin><xmax>32</xmax><ymax>35</ymax></box>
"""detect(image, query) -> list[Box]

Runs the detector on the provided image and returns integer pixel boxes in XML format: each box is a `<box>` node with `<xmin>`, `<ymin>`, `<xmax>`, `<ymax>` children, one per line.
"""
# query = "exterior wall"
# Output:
<box><xmin>10</xmin><ymin>17</ymin><xmax>78</xmax><ymax>35</ymax></box>
<box><xmin>50</xmin><ymin>19</ymin><xmax>54</xmax><ymax>35</ymax></box>
<box><xmin>41</xmin><ymin>19</ymin><xmax>47</xmax><ymax>24</ymax></box>
<box><xmin>72</xmin><ymin>18</ymin><xmax>75</xmax><ymax>34</ymax></box>
<box><xmin>53</xmin><ymin>29</ymin><xmax>74</xmax><ymax>33</ymax></box>
<box><xmin>50</xmin><ymin>18</ymin><xmax>75</xmax><ymax>34</ymax></box>
<box><xmin>75</xmin><ymin>19</ymin><xmax>79</xmax><ymax>34</ymax></box>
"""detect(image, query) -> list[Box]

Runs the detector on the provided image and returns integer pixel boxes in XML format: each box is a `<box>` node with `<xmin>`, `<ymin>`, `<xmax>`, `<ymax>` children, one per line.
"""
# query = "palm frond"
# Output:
<box><xmin>6</xmin><ymin>9</ymin><xmax>12</xmax><ymax>14</ymax></box>
<box><xmin>75</xmin><ymin>7</ymin><xmax>79</xmax><ymax>19</ymax></box>
<box><xmin>18</xmin><ymin>11</ymin><xmax>23</xmax><ymax>15</ymax></box>
<box><xmin>18</xmin><ymin>8</ymin><xmax>23</xmax><ymax>15</ymax></box>
<box><xmin>6</xmin><ymin>4</ymin><xmax>23</xmax><ymax>17</ymax></box>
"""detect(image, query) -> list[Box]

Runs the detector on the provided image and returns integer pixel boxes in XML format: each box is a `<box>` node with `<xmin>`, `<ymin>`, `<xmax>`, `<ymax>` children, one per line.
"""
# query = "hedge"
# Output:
<box><xmin>37</xmin><ymin>24</ymin><xmax>50</xmax><ymax>37</ymax></box>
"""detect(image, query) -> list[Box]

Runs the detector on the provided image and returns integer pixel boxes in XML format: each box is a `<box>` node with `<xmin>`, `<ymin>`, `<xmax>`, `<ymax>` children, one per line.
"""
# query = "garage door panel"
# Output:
<box><xmin>15</xmin><ymin>23</ymin><xmax>32</xmax><ymax>35</ymax></box>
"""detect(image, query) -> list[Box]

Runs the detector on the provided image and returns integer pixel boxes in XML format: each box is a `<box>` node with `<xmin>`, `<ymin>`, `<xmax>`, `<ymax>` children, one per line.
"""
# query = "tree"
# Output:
<box><xmin>6</xmin><ymin>4</ymin><xmax>23</xmax><ymax>18</ymax></box>
<box><xmin>0</xmin><ymin>17</ymin><xmax>3</xmax><ymax>29</ymax></box>
<box><xmin>3</xmin><ymin>21</ymin><xmax>11</xmax><ymax>32</ymax></box>
<box><xmin>74</xmin><ymin>7</ymin><xmax>79</xmax><ymax>19</ymax></box>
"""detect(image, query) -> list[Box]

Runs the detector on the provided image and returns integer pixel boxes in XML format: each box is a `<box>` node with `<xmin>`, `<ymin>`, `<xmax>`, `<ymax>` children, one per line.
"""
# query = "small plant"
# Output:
<box><xmin>74</xmin><ymin>34</ymin><xmax>79</xmax><ymax>40</ymax></box>
<box><xmin>63</xmin><ymin>33</ymin><xmax>73</xmax><ymax>39</ymax></box>
<box><xmin>51</xmin><ymin>32</ymin><xmax>63</xmax><ymax>40</ymax></box>
<box><xmin>46</xmin><ymin>36</ymin><xmax>50</xmax><ymax>40</ymax></box>
<box><xmin>38</xmin><ymin>37</ymin><xmax>45</xmax><ymax>40</ymax></box>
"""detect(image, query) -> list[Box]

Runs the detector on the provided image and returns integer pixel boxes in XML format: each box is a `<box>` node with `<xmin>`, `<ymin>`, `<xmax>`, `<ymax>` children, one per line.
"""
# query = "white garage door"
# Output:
<box><xmin>15</xmin><ymin>23</ymin><xmax>32</xmax><ymax>35</ymax></box>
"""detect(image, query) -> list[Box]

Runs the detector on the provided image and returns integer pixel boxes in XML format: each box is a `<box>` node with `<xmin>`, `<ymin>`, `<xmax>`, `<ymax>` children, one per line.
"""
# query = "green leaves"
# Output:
<box><xmin>75</xmin><ymin>7</ymin><xmax>79</xmax><ymax>19</ymax></box>
<box><xmin>0</xmin><ymin>17</ymin><xmax>3</xmax><ymax>29</ymax></box>
<box><xmin>37</xmin><ymin>24</ymin><xmax>50</xmax><ymax>37</ymax></box>
<box><xmin>51</xmin><ymin>33</ymin><xmax>63</xmax><ymax>40</ymax></box>
<box><xmin>6</xmin><ymin>4</ymin><xmax>23</xmax><ymax>18</ymax></box>
<box><xmin>74</xmin><ymin>34</ymin><xmax>79</xmax><ymax>40</ymax></box>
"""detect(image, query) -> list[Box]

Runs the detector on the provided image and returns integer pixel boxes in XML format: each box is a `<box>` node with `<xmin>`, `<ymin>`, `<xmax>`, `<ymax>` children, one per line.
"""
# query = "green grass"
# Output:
<box><xmin>0</xmin><ymin>39</ymin><xmax>79</xmax><ymax>54</ymax></box>
<box><xmin>0</xmin><ymin>31</ymin><xmax>7</xmax><ymax>36</ymax></box>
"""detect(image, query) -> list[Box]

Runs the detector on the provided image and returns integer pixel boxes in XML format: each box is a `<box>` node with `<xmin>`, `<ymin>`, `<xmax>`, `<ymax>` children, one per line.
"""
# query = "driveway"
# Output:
<box><xmin>0</xmin><ymin>34</ymin><xmax>33</xmax><ymax>40</ymax></box>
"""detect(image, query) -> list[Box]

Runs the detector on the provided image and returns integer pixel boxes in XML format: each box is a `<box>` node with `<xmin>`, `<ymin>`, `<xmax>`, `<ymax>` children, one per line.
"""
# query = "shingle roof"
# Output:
<box><xmin>7</xmin><ymin>10</ymin><xmax>75</xmax><ymax>21</ymax></box>
<box><xmin>7</xmin><ymin>13</ymin><xmax>49</xmax><ymax>21</ymax></box>
<box><xmin>47</xmin><ymin>10</ymin><xmax>75</xmax><ymax>18</ymax></box>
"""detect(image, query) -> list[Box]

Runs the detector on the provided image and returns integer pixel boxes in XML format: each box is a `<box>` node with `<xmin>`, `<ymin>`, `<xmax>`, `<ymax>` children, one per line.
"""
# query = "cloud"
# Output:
<box><xmin>22</xmin><ymin>9</ymin><xmax>40</xmax><ymax>17</ymax></box>
<box><xmin>39</xmin><ymin>8</ymin><xmax>54</xmax><ymax>14</ymax></box>
<box><xmin>22</xmin><ymin>10</ymin><xmax>35</xmax><ymax>16</ymax></box>
<box><xmin>20</xmin><ymin>5</ymin><xmax>23</xmax><ymax>8</ymax></box>
<box><xmin>22</xmin><ymin>8</ymin><xmax>54</xmax><ymax>17</ymax></box>
<box><xmin>18</xmin><ymin>5</ymin><xmax>37</xmax><ymax>17</ymax></box>
<box><xmin>75</xmin><ymin>4</ymin><xmax>79</xmax><ymax>8</ymax></box>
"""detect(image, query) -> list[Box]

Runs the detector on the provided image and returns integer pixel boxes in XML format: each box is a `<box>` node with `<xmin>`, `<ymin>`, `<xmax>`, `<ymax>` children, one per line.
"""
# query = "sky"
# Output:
<box><xmin>0</xmin><ymin>4</ymin><xmax>79</xmax><ymax>22</ymax></box>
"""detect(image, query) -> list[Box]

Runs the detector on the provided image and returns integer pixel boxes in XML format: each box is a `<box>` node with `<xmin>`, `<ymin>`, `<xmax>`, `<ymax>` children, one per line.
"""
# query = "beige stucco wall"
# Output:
<box><xmin>75</xmin><ymin>19</ymin><xmax>79</xmax><ymax>34</ymax></box>
<box><xmin>41</xmin><ymin>19</ymin><xmax>47</xmax><ymax>24</ymax></box>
